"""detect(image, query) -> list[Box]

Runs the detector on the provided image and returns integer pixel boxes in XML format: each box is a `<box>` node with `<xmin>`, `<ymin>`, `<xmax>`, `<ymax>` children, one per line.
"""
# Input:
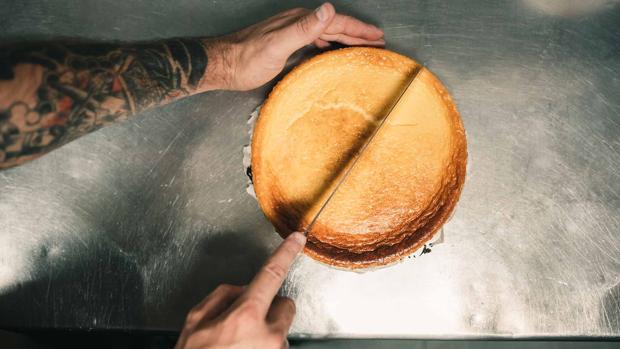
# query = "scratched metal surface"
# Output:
<box><xmin>1</xmin><ymin>0</ymin><xmax>619</xmax><ymax>339</ymax></box>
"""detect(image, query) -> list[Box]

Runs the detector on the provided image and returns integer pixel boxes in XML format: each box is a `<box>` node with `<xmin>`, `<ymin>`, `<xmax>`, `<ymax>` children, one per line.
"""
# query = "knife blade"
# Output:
<box><xmin>303</xmin><ymin>66</ymin><xmax>424</xmax><ymax>236</ymax></box>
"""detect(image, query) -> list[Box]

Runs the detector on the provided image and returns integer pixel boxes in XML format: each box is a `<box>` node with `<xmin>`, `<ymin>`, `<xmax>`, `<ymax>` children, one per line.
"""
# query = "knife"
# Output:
<box><xmin>303</xmin><ymin>66</ymin><xmax>425</xmax><ymax>236</ymax></box>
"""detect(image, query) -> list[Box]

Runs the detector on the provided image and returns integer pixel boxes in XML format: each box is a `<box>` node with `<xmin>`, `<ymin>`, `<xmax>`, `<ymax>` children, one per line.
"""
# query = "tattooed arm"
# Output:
<box><xmin>0</xmin><ymin>3</ymin><xmax>383</xmax><ymax>170</ymax></box>
<box><xmin>0</xmin><ymin>39</ymin><xmax>234</xmax><ymax>169</ymax></box>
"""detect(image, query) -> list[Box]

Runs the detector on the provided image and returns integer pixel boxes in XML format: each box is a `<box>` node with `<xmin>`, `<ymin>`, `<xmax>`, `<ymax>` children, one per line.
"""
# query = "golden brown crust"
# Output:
<box><xmin>252</xmin><ymin>47</ymin><xmax>467</xmax><ymax>269</ymax></box>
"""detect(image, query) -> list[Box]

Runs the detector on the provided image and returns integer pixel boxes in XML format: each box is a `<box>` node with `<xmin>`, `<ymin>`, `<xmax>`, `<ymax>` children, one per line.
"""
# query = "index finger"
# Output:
<box><xmin>242</xmin><ymin>232</ymin><xmax>306</xmax><ymax>314</ymax></box>
<box><xmin>325</xmin><ymin>13</ymin><xmax>384</xmax><ymax>41</ymax></box>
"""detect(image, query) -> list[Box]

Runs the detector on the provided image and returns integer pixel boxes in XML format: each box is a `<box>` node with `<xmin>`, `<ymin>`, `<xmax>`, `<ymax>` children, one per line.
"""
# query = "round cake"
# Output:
<box><xmin>251</xmin><ymin>47</ymin><xmax>467</xmax><ymax>269</ymax></box>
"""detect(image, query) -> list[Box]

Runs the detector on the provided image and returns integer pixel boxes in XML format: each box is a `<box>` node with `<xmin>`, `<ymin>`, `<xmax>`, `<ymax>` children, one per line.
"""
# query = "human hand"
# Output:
<box><xmin>201</xmin><ymin>2</ymin><xmax>385</xmax><ymax>91</ymax></box>
<box><xmin>174</xmin><ymin>232</ymin><xmax>307</xmax><ymax>349</ymax></box>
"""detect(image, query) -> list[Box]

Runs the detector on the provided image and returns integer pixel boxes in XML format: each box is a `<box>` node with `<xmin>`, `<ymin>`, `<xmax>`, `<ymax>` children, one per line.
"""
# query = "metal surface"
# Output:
<box><xmin>0</xmin><ymin>0</ymin><xmax>619</xmax><ymax>339</ymax></box>
<box><xmin>303</xmin><ymin>66</ymin><xmax>423</xmax><ymax>236</ymax></box>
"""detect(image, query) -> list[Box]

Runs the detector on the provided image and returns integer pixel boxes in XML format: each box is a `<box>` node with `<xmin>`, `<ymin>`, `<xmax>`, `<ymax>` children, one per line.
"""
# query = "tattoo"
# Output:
<box><xmin>0</xmin><ymin>39</ymin><xmax>208</xmax><ymax>168</ymax></box>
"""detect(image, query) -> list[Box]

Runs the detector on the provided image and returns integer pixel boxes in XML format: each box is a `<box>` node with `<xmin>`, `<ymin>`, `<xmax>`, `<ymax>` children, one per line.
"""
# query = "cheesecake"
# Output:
<box><xmin>251</xmin><ymin>47</ymin><xmax>467</xmax><ymax>269</ymax></box>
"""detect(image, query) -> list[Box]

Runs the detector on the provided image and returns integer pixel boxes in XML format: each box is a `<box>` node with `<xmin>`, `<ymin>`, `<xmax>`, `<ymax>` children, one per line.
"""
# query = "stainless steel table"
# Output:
<box><xmin>1</xmin><ymin>0</ymin><xmax>619</xmax><ymax>339</ymax></box>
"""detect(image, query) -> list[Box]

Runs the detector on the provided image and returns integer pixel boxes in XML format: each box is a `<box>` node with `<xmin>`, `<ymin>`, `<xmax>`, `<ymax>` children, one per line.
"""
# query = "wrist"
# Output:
<box><xmin>200</xmin><ymin>38</ymin><xmax>236</xmax><ymax>92</ymax></box>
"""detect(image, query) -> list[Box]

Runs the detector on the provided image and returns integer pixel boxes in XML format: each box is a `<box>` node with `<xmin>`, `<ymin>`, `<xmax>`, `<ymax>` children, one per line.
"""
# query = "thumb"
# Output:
<box><xmin>273</xmin><ymin>2</ymin><xmax>336</xmax><ymax>56</ymax></box>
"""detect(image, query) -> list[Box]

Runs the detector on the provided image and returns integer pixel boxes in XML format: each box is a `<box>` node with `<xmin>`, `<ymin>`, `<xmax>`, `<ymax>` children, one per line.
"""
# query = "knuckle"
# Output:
<box><xmin>233</xmin><ymin>301</ymin><xmax>261</xmax><ymax>324</ymax></box>
<box><xmin>264</xmin><ymin>262</ymin><xmax>288</xmax><ymax>280</ymax></box>
<box><xmin>215</xmin><ymin>283</ymin><xmax>233</xmax><ymax>293</ymax></box>
<box><xmin>287</xmin><ymin>7</ymin><xmax>306</xmax><ymax>16</ymax></box>
<box><xmin>185</xmin><ymin>308</ymin><xmax>201</xmax><ymax>324</ymax></box>
<box><xmin>295</xmin><ymin>17</ymin><xmax>312</xmax><ymax>36</ymax></box>
<box><xmin>215</xmin><ymin>283</ymin><xmax>243</xmax><ymax>295</ymax></box>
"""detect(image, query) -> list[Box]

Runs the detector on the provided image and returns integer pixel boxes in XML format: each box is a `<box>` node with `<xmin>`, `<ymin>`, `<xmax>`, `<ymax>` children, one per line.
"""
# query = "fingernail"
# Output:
<box><xmin>288</xmin><ymin>232</ymin><xmax>307</xmax><ymax>248</ymax></box>
<box><xmin>315</xmin><ymin>3</ymin><xmax>329</xmax><ymax>22</ymax></box>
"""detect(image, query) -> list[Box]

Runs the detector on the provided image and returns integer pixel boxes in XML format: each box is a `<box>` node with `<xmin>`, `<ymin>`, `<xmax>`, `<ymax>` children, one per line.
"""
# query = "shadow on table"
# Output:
<box><xmin>0</xmin><ymin>237</ymin><xmax>144</xmax><ymax>329</ymax></box>
<box><xmin>153</xmin><ymin>229</ymin><xmax>273</xmax><ymax>327</ymax></box>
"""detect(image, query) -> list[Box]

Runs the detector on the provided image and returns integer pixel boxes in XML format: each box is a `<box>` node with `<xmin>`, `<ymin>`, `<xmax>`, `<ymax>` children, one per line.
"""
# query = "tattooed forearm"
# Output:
<box><xmin>0</xmin><ymin>39</ymin><xmax>209</xmax><ymax>169</ymax></box>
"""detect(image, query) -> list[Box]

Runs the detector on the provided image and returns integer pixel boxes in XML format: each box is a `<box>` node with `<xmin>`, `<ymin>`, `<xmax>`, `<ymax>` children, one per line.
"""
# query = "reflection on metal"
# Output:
<box><xmin>522</xmin><ymin>0</ymin><xmax>620</xmax><ymax>17</ymax></box>
<box><xmin>1</xmin><ymin>0</ymin><xmax>619</xmax><ymax>339</ymax></box>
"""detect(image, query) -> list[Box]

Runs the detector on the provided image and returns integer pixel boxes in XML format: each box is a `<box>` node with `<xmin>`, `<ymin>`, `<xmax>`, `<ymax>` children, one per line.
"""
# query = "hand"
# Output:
<box><xmin>202</xmin><ymin>2</ymin><xmax>385</xmax><ymax>91</ymax></box>
<box><xmin>175</xmin><ymin>232</ymin><xmax>307</xmax><ymax>349</ymax></box>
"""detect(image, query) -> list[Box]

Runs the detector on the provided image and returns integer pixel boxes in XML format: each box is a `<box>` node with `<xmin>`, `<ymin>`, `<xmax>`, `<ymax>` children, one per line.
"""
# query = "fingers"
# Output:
<box><xmin>187</xmin><ymin>284</ymin><xmax>244</xmax><ymax>325</ymax></box>
<box><xmin>314</xmin><ymin>38</ymin><xmax>331</xmax><ymax>49</ymax></box>
<box><xmin>319</xmin><ymin>33</ymin><xmax>385</xmax><ymax>47</ymax></box>
<box><xmin>325</xmin><ymin>13</ymin><xmax>384</xmax><ymax>41</ymax></box>
<box><xmin>269</xmin><ymin>3</ymin><xmax>336</xmax><ymax>56</ymax></box>
<box><xmin>241</xmin><ymin>232</ymin><xmax>306</xmax><ymax>315</ymax></box>
<box><xmin>270</xmin><ymin>2</ymin><xmax>385</xmax><ymax>56</ymax></box>
<box><xmin>267</xmin><ymin>296</ymin><xmax>296</xmax><ymax>334</ymax></box>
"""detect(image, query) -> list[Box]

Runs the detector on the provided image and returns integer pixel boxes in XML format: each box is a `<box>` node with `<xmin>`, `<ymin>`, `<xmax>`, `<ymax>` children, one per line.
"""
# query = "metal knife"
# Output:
<box><xmin>303</xmin><ymin>66</ymin><xmax>425</xmax><ymax>236</ymax></box>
